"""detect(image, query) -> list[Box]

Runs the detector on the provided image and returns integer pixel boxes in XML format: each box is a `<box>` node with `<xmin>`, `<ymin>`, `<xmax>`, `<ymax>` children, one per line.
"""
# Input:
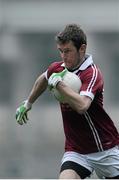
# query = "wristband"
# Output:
<box><xmin>24</xmin><ymin>100</ymin><xmax>32</xmax><ymax>109</ymax></box>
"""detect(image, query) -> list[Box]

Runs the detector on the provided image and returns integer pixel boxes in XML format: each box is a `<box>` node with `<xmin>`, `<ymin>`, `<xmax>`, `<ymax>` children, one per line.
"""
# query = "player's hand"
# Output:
<box><xmin>16</xmin><ymin>100</ymin><xmax>32</xmax><ymax>125</ymax></box>
<box><xmin>48</xmin><ymin>68</ymin><xmax>67</xmax><ymax>89</ymax></box>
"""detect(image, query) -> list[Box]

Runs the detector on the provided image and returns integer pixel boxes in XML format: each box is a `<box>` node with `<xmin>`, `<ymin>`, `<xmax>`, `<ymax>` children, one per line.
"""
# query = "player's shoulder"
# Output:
<box><xmin>80</xmin><ymin>63</ymin><xmax>102</xmax><ymax>76</ymax></box>
<box><xmin>48</xmin><ymin>61</ymin><xmax>63</xmax><ymax>69</ymax></box>
<box><xmin>80</xmin><ymin>63</ymin><xmax>103</xmax><ymax>83</ymax></box>
<box><xmin>47</xmin><ymin>61</ymin><xmax>65</xmax><ymax>78</ymax></box>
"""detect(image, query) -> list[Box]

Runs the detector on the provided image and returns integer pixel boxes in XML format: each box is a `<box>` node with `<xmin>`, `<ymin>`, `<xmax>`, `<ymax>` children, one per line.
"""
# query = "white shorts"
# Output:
<box><xmin>61</xmin><ymin>146</ymin><xmax>119</xmax><ymax>178</ymax></box>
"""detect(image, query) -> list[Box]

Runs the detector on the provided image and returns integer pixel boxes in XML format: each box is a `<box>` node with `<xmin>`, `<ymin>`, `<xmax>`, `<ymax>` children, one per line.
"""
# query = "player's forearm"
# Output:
<box><xmin>57</xmin><ymin>82</ymin><xmax>91</xmax><ymax>114</ymax></box>
<box><xmin>27</xmin><ymin>74</ymin><xmax>48</xmax><ymax>104</ymax></box>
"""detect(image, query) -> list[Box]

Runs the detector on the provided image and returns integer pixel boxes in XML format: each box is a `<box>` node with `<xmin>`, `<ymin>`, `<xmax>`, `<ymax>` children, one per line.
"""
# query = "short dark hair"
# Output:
<box><xmin>55</xmin><ymin>24</ymin><xmax>87</xmax><ymax>50</ymax></box>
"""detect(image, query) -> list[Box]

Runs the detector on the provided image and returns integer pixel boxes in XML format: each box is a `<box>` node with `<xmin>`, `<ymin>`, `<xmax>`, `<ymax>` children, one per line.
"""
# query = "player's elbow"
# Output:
<box><xmin>76</xmin><ymin>104</ymin><xmax>89</xmax><ymax>114</ymax></box>
<box><xmin>76</xmin><ymin>96</ymin><xmax>92</xmax><ymax>114</ymax></box>
<box><xmin>68</xmin><ymin>96</ymin><xmax>92</xmax><ymax>114</ymax></box>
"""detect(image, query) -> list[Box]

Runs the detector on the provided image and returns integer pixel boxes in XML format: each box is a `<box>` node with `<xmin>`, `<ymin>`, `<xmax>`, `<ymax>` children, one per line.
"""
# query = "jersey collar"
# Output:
<box><xmin>79</xmin><ymin>54</ymin><xmax>93</xmax><ymax>70</ymax></box>
<box><xmin>61</xmin><ymin>54</ymin><xmax>93</xmax><ymax>72</ymax></box>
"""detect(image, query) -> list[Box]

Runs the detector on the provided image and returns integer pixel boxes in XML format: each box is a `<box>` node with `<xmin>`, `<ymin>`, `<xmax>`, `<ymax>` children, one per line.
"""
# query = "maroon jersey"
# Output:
<box><xmin>46</xmin><ymin>55</ymin><xmax>119</xmax><ymax>154</ymax></box>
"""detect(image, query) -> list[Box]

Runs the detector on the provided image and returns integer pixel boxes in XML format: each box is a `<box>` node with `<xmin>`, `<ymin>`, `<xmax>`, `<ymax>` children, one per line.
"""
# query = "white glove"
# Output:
<box><xmin>48</xmin><ymin>74</ymin><xmax>62</xmax><ymax>89</ymax></box>
<box><xmin>48</xmin><ymin>69</ymin><xmax>67</xmax><ymax>89</ymax></box>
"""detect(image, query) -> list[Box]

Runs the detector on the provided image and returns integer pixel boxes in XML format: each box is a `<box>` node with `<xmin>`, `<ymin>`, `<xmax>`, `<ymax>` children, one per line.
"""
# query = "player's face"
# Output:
<box><xmin>57</xmin><ymin>41</ymin><xmax>86</xmax><ymax>70</ymax></box>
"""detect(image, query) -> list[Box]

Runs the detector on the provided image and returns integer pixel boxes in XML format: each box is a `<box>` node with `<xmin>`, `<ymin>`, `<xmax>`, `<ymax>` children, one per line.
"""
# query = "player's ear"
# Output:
<box><xmin>79</xmin><ymin>44</ymin><xmax>86</xmax><ymax>54</ymax></box>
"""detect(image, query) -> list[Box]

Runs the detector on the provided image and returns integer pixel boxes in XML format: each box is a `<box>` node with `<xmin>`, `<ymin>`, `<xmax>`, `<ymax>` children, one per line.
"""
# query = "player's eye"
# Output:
<box><xmin>64</xmin><ymin>49</ymin><xmax>70</xmax><ymax>53</ymax></box>
<box><xmin>58</xmin><ymin>48</ymin><xmax>72</xmax><ymax>55</ymax></box>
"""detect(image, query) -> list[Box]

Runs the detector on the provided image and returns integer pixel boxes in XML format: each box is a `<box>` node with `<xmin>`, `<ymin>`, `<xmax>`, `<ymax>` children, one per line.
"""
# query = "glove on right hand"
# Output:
<box><xmin>48</xmin><ymin>68</ymin><xmax>67</xmax><ymax>90</ymax></box>
<box><xmin>16</xmin><ymin>100</ymin><xmax>32</xmax><ymax>125</ymax></box>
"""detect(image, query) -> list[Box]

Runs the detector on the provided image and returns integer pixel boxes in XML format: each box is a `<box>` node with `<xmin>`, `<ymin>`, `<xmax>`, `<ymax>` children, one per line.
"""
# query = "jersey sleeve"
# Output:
<box><xmin>79</xmin><ymin>64</ymin><xmax>104</xmax><ymax>100</ymax></box>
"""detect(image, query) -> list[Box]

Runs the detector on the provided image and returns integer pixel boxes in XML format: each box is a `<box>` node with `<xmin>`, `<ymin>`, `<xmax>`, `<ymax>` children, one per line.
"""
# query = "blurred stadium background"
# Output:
<box><xmin>0</xmin><ymin>0</ymin><xmax>119</xmax><ymax>178</ymax></box>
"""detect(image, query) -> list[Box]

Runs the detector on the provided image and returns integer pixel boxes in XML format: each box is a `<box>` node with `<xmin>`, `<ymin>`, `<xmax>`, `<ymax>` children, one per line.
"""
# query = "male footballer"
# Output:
<box><xmin>16</xmin><ymin>24</ymin><xmax>119</xmax><ymax>179</ymax></box>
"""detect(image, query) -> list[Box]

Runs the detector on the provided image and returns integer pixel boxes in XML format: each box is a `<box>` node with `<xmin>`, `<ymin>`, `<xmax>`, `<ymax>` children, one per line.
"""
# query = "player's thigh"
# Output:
<box><xmin>59</xmin><ymin>169</ymin><xmax>80</xmax><ymax>179</ymax></box>
<box><xmin>60</xmin><ymin>152</ymin><xmax>93</xmax><ymax>179</ymax></box>
<box><xmin>60</xmin><ymin>161</ymin><xmax>91</xmax><ymax>179</ymax></box>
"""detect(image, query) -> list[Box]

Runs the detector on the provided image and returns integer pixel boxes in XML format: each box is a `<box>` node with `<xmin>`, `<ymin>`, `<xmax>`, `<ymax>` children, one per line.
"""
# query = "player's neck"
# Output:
<box><xmin>68</xmin><ymin>57</ymin><xmax>85</xmax><ymax>72</ymax></box>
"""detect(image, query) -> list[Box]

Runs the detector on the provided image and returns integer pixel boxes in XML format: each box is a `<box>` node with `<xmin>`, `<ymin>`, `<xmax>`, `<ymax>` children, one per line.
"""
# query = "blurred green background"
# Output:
<box><xmin>0</xmin><ymin>0</ymin><xmax>119</xmax><ymax>178</ymax></box>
